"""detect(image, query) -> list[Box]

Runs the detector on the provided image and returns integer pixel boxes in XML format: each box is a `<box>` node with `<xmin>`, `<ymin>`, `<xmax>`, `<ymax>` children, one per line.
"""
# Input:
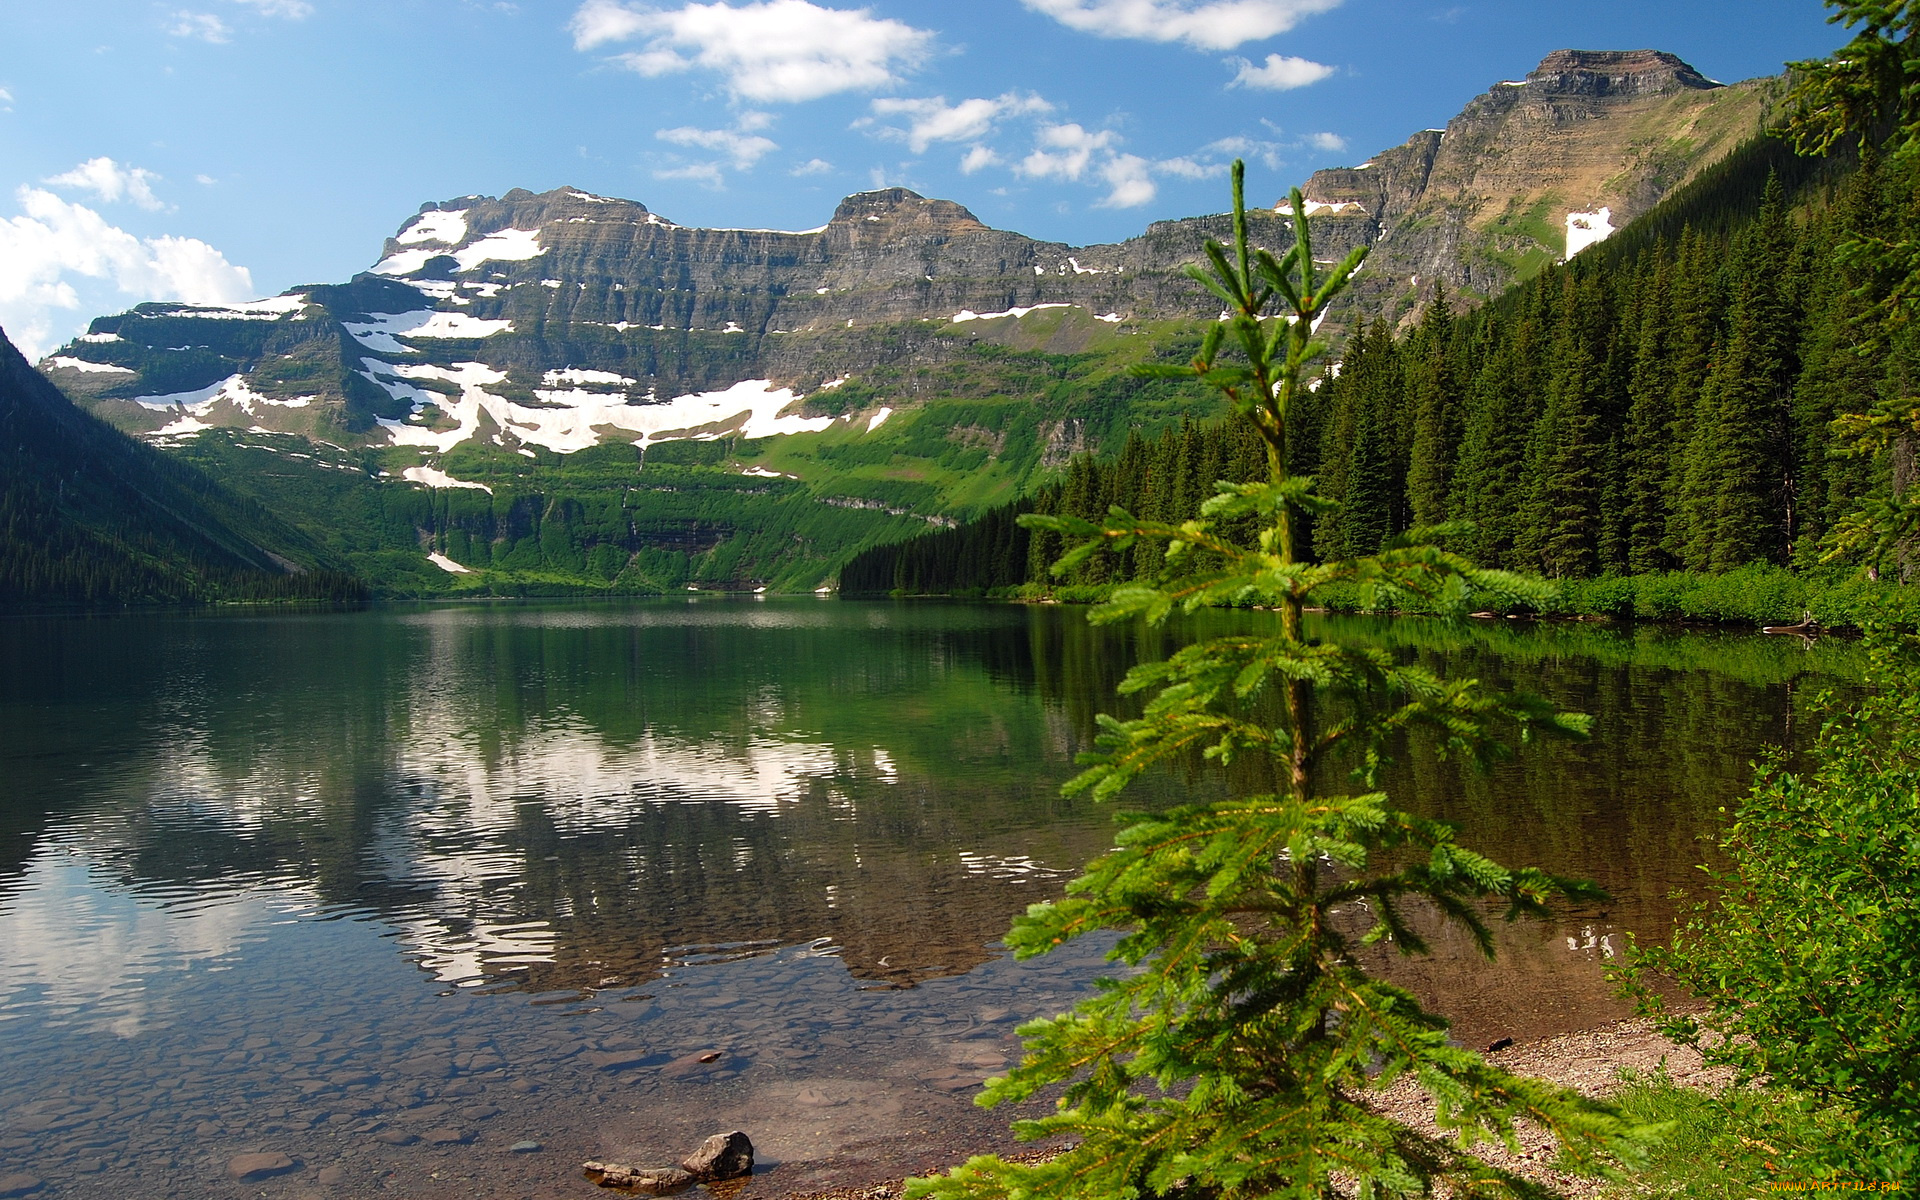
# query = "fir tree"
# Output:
<box><xmin>1407</xmin><ymin>285</ymin><xmax>1460</xmax><ymax>528</ymax></box>
<box><xmin>908</xmin><ymin>164</ymin><xmax>1652</xmax><ymax>1200</ymax></box>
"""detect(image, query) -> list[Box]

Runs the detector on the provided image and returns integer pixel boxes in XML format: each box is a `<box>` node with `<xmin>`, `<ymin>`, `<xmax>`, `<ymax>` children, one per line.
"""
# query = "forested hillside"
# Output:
<box><xmin>0</xmin><ymin>326</ymin><xmax>361</xmax><ymax>606</ymax></box>
<box><xmin>845</xmin><ymin>132</ymin><xmax>1916</xmax><ymax>599</ymax></box>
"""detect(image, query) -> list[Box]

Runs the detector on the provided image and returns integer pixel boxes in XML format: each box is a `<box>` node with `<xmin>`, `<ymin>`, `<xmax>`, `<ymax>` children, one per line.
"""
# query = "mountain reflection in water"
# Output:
<box><xmin>0</xmin><ymin>600</ymin><xmax>1864</xmax><ymax>1196</ymax></box>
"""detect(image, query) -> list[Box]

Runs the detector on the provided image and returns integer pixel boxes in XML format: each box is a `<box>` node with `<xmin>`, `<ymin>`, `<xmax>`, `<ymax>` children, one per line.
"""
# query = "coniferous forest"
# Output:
<box><xmin>0</xmin><ymin>326</ymin><xmax>366</xmax><ymax>607</ymax></box>
<box><xmin>844</xmin><ymin>133</ymin><xmax>1919</xmax><ymax>602</ymax></box>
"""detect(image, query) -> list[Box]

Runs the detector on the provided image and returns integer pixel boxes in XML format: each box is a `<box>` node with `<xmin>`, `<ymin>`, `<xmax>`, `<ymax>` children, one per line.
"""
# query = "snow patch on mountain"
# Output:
<box><xmin>132</xmin><ymin>375</ymin><xmax>316</xmax><ymax>435</ymax></box>
<box><xmin>950</xmin><ymin>303</ymin><xmax>1073</xmax><ymax>323</ymax></box>
<box><xmin>453</xmin><ymin>228</ymin><xmax>544</xmax><ymax>272</ymax></box>
<box><xmin>370</xmin><ymin>371</ymin><xmax>837</xmax><ymax>456</ymax></box>
<box><xmin>544</xmin><ymin>368</ymin><xmax>637</xmax><ymax>388</ymax></box>
<box><xmin>47</xmin><ymin>356</ymin><xmax>135</xmax><ymax>374</ymax></box>
<box><xmin>403</xmin><ymin>465</ymin><xmax>492</xmax><ymax>493</ymax></box>
<box><xmin>157</xmin><ymin>295</ymin><xmax>308</xmax><ymax>321</ymax></box>
<box><xmin>397</xmin><ymin>210</ymin><xmax>470</xmax><ymax>246</ymax></box>
<box><xmin>1565</xmin><ymin>207</ymin><xmax>1615</xmax><ymax>258</ymax></box>
<box><xmin>342</xmin><ymin>311</ymin><xmax>514</xmax><ymax>354</ymax></box>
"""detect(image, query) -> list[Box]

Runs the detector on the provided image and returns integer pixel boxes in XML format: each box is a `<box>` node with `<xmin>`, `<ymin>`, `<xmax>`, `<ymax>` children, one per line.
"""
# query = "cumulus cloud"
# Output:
<box><xmin>570</xmin><ymin>0</ymin><xmax>933</xmax><ymax>102</ymax></box>
<box><xmin>654</xmin><ymin>112</ymin><xmax>779</xmax><ymax>185</ymax></box>
<box><xmin>1017</xmin><ymin>123</ymin><xmax>1118</xmax><ymax>182</ymax></box>
<box><xmin>657</xmin><ymin>122</ymin><xmax>779</xmax><ymax>169</ymax></box>
<box><xmin>790</xmin><ymin>158</ymin><xmax>834</xmax><ymax>176</ymax></box>
<box><xmin>1230</xmin><ymin>53</ymin><xmax>1335</xmax><ymax>89</ymax></box>
<box><xmin>1098</xmin><ymin>154</ymin><xmax>1156</xmax><ymax>208</ymax></box>
<box><xmin>1004</xmin><ymin>125</ymin><xmax>1274</xmax><ymax>207</ymax></box>
<box><xmin>0</xmin><ymin>187</ymin><xmax>253</xmax><ymax>359</ymax></box>
<box><xmin>0</xmin><ymin>88</ymin><xmax>13</xmax><ymax>112</ymax></box>
<box><xmin>867</xmin><ymin>92</ymin><xmax>1052</xmax><ymax>154</ymax></box>
<box><xmin>168</xmin><ymin>11</ymin><xmax>232</xmax><ymax>42</ymax></box>
<box><xmin>1020</xmin><ymin>0</ymin><xmax>1343</xmax><ymax>50</ymax></box>
<box><xmin>1306</xmin><ymin>130</ymin><xmax>1347</xmax><ymax>151</ymax></box>
<box><xmin>959</xmin><ymin>145</ymin><xmax>1000</xmax><ymax>174</ymax></box>
<box><xmin>45</xmin><ymin>158</ymin><xmax>165</xmax><ymax>211</ymax></box>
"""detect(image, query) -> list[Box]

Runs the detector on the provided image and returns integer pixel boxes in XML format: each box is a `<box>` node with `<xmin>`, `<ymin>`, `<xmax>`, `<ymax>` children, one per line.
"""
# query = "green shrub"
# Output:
<box><xmin>1625</xmin><ymin>629</ymin><xmax>1920</xmax><ymax>1182</ymax></box>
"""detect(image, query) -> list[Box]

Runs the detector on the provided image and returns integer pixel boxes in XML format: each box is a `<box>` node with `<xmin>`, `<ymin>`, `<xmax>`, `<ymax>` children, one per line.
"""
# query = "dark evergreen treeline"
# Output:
<box><xmin>845</xmin><ymin>136</ymin><xmax>1915</xmax><ymax>592</ymax></box>
<box><xmin>0</xmin><ymin>325</ymin><xmax>364</xmax><ymax>607</ymax></box>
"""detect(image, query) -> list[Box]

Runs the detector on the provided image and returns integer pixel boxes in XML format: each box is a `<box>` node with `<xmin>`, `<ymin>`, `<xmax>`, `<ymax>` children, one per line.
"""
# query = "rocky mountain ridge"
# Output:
<box><xmin>1295</xmin><ymin>49</ymin><xmax>1776</xmax><ymax>313</ymax></box>
<box><xmin>42</xmin><ymin>50</ymin><xmax>1772</xmax><ymax>465</ymax></box>
<box><xmin>19</xmin><ymin>49</ymin><xmax>1786</xmax><ymax>595</ymax></box>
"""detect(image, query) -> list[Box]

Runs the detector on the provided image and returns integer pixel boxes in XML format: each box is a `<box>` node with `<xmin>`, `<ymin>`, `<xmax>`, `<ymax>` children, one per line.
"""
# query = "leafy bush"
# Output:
<box><xmin>1626</xmin><ymin>629</ymin><xmax>1920</xmax><ymax>1181</ymax></box>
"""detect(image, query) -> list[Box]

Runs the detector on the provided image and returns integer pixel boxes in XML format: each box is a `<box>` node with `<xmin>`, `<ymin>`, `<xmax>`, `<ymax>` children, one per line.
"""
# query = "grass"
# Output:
<box><xmin>1600</xmin><ymin>1075</ymin><xmax>1889</xmax><ymax>1199</ymax></box>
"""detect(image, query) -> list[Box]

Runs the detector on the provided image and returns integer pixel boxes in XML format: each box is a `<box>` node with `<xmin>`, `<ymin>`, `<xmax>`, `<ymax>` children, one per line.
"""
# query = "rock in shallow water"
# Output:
<box><xmin>225</xmin><ymin>1153</ymin><xmax>297</xmax><ymax>1181</ymax></box>
<box><xmin>583</xmin><ymin>1162</ymin><xmax>695</xmax><ymax>1192</ymax></box>
<box><xmin>680</xmin><ymin>1130</ymin><xmax>753</xmax><ymax>1181</ymax></box>
<box><xmin>0</xmin><ymin>1174</ymin><xmax>43</xmax><ymax>1198</ymax></box>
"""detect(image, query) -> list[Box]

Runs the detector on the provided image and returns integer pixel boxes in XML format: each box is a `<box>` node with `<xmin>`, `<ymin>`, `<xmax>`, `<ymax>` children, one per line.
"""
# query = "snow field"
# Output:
<box><xmin>1565</xmin><ymin>207</ymin><xmax>1616</xmax><ymax>258</ymax></box>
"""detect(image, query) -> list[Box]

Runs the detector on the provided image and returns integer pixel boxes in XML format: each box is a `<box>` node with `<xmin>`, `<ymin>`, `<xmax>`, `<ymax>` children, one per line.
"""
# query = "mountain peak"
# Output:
<box><xmin>1524</xmin><ymin>49</ymin><xmax>1720</xmax><ymax>96</ymax></box>
<box><xmin>830</xmin><ymin>188</ymin><xmax>988</xmax><ymax>234</ymax></box>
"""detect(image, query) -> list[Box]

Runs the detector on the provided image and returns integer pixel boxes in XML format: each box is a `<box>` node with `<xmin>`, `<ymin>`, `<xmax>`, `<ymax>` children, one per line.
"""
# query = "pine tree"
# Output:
<box><xmin>1677</xmin><ymin>176</ymin><xmax>1799</xmax><ymax>569</ymax></box>
<box><xmin>1622</xmin><ymin>254</ymin><xmax>1678</xmax><ymax>572</ymax></box>
<box><xmin>909</xmin><ymin>164</ymin><xmax>1652</xmax><ymax>1200</ymax></box>
<box><xmin>1454</xmin><ymin>295</ymin><xmax>1548</xmax><ymax>568</ymax></box>
<box><xmin>1516</xmin><ymin>273</ymin><xmax>1610</xmax><ymax>577</ymax></box>
<box><xmin>1407</xmin><ymin>285</ymin><xmax>1460</xmax><ymax>527</ymax></box>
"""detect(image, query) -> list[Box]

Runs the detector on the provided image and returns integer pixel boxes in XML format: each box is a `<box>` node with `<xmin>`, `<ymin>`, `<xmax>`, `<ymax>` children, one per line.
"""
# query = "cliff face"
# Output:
<box><xmin>39</xmin><ymin>50</ymin><xmax>1772</xmax><ymax>458</ymax></box>
<box><xmin>1293</xmin><ymin>49</ymin><xmax>1776</xmax><ymax>319</ymax></box>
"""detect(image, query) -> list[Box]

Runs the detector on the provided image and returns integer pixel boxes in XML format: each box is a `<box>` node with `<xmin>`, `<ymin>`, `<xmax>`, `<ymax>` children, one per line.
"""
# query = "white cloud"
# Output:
<box><xmin>1153</xmin><ymin>155</ymin><xmax>1217</xmax><ymax>180</ymax></box>
<box><xmin>1199</xmin><ymin>134</ymin><xmax>1284</xmax><ymax>169</ymax></box>
<box><xmin>1000</xmin><ymin>125</ymin><xmax>1265</xmax><ymax>208</ymax></box>
<box><xmin>0</xmin><ymin>187</ymin><xmax>253</xmax><ymax>359</ymax></box>
<box><xmin>1099</xmin><ymin>153</ymin><xmax>1156</xmax><ymax>207</ymax></box>
<box><xmin>45</xmin><ymin>158</ymin><xmax>165</xmax><ymax>211</ymax></box>
<box><xmin>570</xmin><ymin>0</ymin><xmax>932</xmax><ymax>102</ymax></box>
<box><xmin>654</xmin><ymin>112</ymin><xmax>779</xmax><ymax>185</ymax></box>
<box><xmin>231</xmin><ymin>0</ymin><xmax>313</xmax><ymax>16</ymax></box>
<box><xmin>195</xmin><ymin>174</ymin><xmax>217</xmax><ymax>185</ymax></box>
<box><xmin>1021</xmin><ymin>0</ymin><xmax>1343</xmax><ymax>50</ymax></box>
<box><xmin>1017</xmin><ymin>123</ymin><xmax>1117</xmax><ymax>182</ymax></box>
<box><xmin>959</xmin><ymin>145</ymin><xmax>1000</xmax><ymax>174</ymax></box>
<box><xmin>790</xmin><ymin>158</ymin><xmax>834</xmax><ymax>176</ymax></box>
<box><xmin>167</xmin><ymin>11</ymin><xmax>232</xmax><ymax>41</ymax></box>
<box><xmin>657</xmin><ymin>123</ymin><xmax>779</xmax><ymax>169</ymax></box>
<box><xmin>654</xmin><ymin>162</ymin><xmax>727</xmax><ymax>188</ymax></box>
<box><xmin>868</xmin><ymin>92</ymin><xmax>1051</xmax><ymax>154</ymax></box>
<box><xmin>0</xmin><ymin>88</ymin><xmax>13</xmax><ymax>112</ymax></box>
<box><xmin>1230</xmin><ymin>53</ymin><xmax>1334</xmax><ymax>89</ymax></box>
<box><xmin>1306</xmin><ymin>130</ymin><xmax>1346</xmax><ymax>152</ymax></box>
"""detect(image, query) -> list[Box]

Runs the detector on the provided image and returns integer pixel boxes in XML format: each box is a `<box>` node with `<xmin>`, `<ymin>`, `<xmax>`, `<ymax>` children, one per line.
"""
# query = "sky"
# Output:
<box><xmin>0</xmin><ymin>0</ymin><xmax>1850</xmax><ymax>358</ymax></box>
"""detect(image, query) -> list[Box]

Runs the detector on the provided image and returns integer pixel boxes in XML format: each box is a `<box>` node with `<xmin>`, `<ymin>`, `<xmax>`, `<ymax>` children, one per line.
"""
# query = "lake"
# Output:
<box><xmin>0</xmin><ymin>600</ymin><xmax>1859</xmax><ymax>1198</ymax></box>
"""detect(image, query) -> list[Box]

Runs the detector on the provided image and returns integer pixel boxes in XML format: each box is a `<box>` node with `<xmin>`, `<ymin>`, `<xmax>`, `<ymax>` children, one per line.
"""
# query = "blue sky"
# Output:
<box><xmin>0</xmin><ymin>0</ymin><xmax>1847</xmax><ymax>357</ymax></box>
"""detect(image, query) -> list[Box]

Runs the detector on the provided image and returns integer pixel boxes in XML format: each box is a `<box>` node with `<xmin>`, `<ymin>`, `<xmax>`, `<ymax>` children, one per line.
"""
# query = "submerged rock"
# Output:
<box><xmin>583</xmin><ymin>1161</ymin><xmax>695</xmax><ymax>1192</ymax></box>
<box><xmin>226</xmin><ymin>1153</ymin><xmax>297</xmax><ymax>1181</ymax></box>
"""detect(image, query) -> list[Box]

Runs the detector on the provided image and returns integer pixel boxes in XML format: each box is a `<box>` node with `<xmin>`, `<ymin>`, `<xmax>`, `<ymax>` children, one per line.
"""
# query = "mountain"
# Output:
<box><xmin>1294</xmin><ymin>50</ymin><xmax>1777</xmax><ymax>317</ymax></box>
<box><xmin>0</xmin><ymin>324</ymin><xmax>354</xmax><ymax>605</ymax></box>
<box><xmin>33</xmin><ymin>50</ymin><xmax>1776</xmax><ymax>595</ymax></box>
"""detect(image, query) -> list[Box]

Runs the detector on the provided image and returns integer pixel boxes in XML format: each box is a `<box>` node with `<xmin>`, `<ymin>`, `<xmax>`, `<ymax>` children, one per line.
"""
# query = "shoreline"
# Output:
<box><xmin>759</xmin><ymin>1016</ymin><xmax>1724</xmax><ymax>1200</ymax></box>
